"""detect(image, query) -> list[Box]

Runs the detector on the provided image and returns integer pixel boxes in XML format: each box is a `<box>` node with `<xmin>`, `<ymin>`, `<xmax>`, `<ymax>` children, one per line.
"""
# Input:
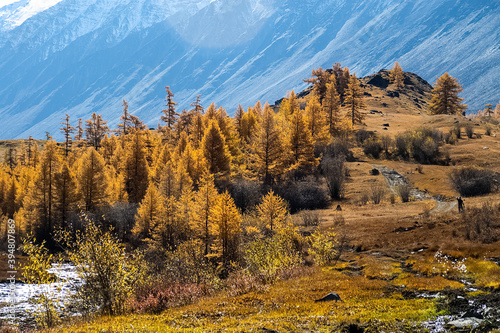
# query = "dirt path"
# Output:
<box><xmin>374</xmin><ymin>165</ymin><xmax>456</xmax><ymax>214</ymax></box>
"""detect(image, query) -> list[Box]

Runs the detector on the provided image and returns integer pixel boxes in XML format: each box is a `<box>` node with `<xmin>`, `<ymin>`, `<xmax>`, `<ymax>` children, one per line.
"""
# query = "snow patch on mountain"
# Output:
<box><xmin>0</xmin><ymin>0</ymin><xmax>63</xmax><ymax>29</ymax></box>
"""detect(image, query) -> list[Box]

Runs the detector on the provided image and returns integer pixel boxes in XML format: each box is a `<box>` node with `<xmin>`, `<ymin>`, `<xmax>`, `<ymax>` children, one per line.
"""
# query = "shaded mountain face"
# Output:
<box><xmin>0</xmin><ymin>0</ymin><xmax>498</xmax><ymax>139</ymax></box>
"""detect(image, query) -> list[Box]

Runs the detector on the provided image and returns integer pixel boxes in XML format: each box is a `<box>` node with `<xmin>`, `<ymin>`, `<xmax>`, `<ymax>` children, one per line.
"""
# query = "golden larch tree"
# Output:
<box><xmin>249</xmin><ymin>103</ymin><xmax>285</xmax><ymax>185</ymax></box>
<box><xmin>209</xmin><ymin>191</ymin><xmax>241</xmax><ymax>270</ymax></box>
<box><xmin>76</xmin><ymin>147</ymin><xmax>108</xmax><ymax>211</ymax></box>
<box><xmin>201</xmin><ymin>120</ymin><xmax>230</xmax><ymax>177</ymax></box>
<box><xmin>133</xmin><ymin>181</ymin><xmax>164</xmax><ymax>240</ymax></box>
<box><xmin>123</xmin><ymin>130</ymin><xmax>149</xmax><ymax>203</ymax></box>
<box><xmin>323</xmin><ymin>76</ymin><xmax>341</xmax><ymax>136</ymax></box>
<box><xmin>305</xmin><ymin>94</ymin><xmax>330</xmax><ymax>146</ymax></box>
<box><xmin>190</xmin><ymin>171</ymin><xmax>218</xmax><ymax>256</ymax></box>
<box><xmin>256</xmin><ymin>190</ymin><xmax>289</xmax><ymax>233</ymax></box>
<box><xmin>429</xmin><ymin>72</ymin><xmax>467</xmax><ymax>115</ymax></box>
<box><xmin>389</xmin><ymin>62</ymin><xmax>404</xmax><ymax>89</ymax></box>
<box><xmin>345</xmin><ymin>74</ymin><xmax>366</xmax><ymax>125</ymax></box>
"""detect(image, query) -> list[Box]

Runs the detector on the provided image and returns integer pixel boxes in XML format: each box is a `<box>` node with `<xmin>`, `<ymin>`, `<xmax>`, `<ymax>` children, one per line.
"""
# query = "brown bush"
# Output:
<box><xmin>462</xmin><ymin>203</ymin><xmax>500</xmax><ymax>243</ymax></box>
<box><xmin>370</xmin><ymin>185</ymin><xmax>386</xmax><ymax>204</ymax></box>
<box><xmin>449</xmin><ymin>167</ymin><xmax>498</xmax><ymax>197</ymax></box>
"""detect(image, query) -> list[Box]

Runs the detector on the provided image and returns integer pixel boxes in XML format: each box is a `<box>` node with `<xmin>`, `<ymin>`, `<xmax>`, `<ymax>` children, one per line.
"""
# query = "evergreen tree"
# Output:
<box><xmin>484</xmin><ymin>104</ymin><xmax>493</xmax><ymax>118</ymax></box>
<box><xmin>209</xmin><ymin>191</ymin><xmax>241</xmax><ymax>270</ymax></box>
<box><xmin>345</xmin><ymin>74</ymin><xmax>366</xmax><ymax>125</ymax></box>
<box><xmin>60</xmin><ymin>114</ymin><xmax>75</xmax><ymax>157</ymax></box>
<box><xmin>190</xmin><ymin>94</ymin><xmax>204</xmax><ymax>115</ymax></box>
<box><xmin>429</xmin><ymin>73</ymin><xmax>467</xmax><ymax>115</ymax></box>
<box><xmin>332</xmin><ymin>63</ymin><xmax>349</xmax><ymax>98</ymax></box>
<box><xmin>234</xmin><ymin>104</ymin><xmax>245</xmax><ymax>139</ymax></box>
<box><xmin>152</xmin><ymin>196</ymin><xmax>180</xmax><ymax>251</ymax></box>
<box><xmin>75</xmin><ymin>148</ymin><xmax>108</xmax><ymax>211</ymax></box>
<box><xmin>249</xmin><ymin>103</ymin><xmax>284</xmax><ymax>186</ymax></box>
<box><xmin>201</xmin><ymin>120</ymin><xmax>230</xmax><ymax>177</ymax></box>
<box><xmin>256</xmin><ymin>190</ymin><xmax>288</xmax><ymax>232</ymax></box>
<box><xmin>389</xmin><ymin>62</ymin><xmax>404</xmax><ymax>89</ymax></box>
<box><xmin>4</xmin><ymin>148</ymin><xmax>17</xmax><ymax>170</ymax></box>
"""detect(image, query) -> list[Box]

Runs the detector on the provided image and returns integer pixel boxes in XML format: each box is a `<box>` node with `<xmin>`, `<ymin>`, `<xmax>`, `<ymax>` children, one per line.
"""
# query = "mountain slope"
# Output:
<box><xmin>0</xmin><ymin>0</ymin><xmax>498</xmax><ymax>139</ymax></box>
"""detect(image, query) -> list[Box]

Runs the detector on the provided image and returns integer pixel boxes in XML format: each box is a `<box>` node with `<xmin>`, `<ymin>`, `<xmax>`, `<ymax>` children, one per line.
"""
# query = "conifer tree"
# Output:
<box><xmin>190</xmin><ymin>113</ymin><xmax>205</xmax><ymax>148</ymax></box>
<box><xmin>22</xmin><ymin>141</ymin><xmax>60</xmax><ymax>243</ymax></box>
<box><xmin>123</xmin><ymin>130</ymin><xmax>149</xmax><ymax>203</ymax></box>
<box><xmin>161</xmin><ymin>86</ymin><xmax>178</xmax><ymax>130</ymax></box>
<box><xmin>75</xmin><ymin>118</ymin><xmax>84</xmax><ymax>145</ymax></box>
<box><xmin>389</xmin><ymin>62</ymin><xmax>404</xmax><ymax>89</ymax></box>
<box><xmin>190</xmin><ymin>94</ymin><xmax>204</xmax><ymax>115</ymax></box>
<box><xmin>191</xmin><ymin>171</ymin><xmax>218</xmax><ymax>256</ymax></box>
<box><xmin>240</xmin><ymin>109</ymin><xmax>258</xmax><ymax>144</ymax></box>
<box><xmin>495</xmin><ymin>101</ymin><xmax>500</xmax><ymax>117</ymax></box>
<box><xmin>332</xmin><ymin>63</ymin><xmax>349</xmax><ymax>98</ymax></box>
<box><xmin>4</xmin><ymin>148</ymin><xmax>17</xmax><ymax>170</ymax></box>
<box><xmin>287</xmin><ymin>108</ymin><xmax>317</xmax><ymax>175</ymax></box>
<box><xmin>75</xmin><ymin>147</ymin><xmax>108</xmax><ymax>211</ymax></box>
<box><xmin>323</xmin><ymin>77</ymin><xmax>341</xmax><ymax>136</ymax></box>
<box><xmin>304</xmin><ymin>67</ymin><xmax>330</xmax><ymax>103</ymax></box>
<box><xmin>106</xmin><ymin>167</ymin><xmax>128</xmax><ymax>204</ymax></box>
<box><xmin>484</xmin><ymin>104</ymin><xmax>493</xmax><ymax>118</ymax></box>
<box><xmin>176</xmin><ymin>109</ymin><xmax>194</xmax><ymax>136</ymax></box>
<box><xmin>305</xmin><ymin>94</ymin><xmax>330</xmax><ymax>145</ymax></box>
<box><xmin>429</xmin><ymin>73</ymin><xmax>467</xmax><ymax>115</ymax></box>
<box><xmin>3</xmin><ymin>176</ymin><xmax>18</xmax><ymax>219</ymax></box>
<box><xmin>85</xmin><ymin>113</ymin><xmax>109</xmax><ymax>149</ymax></box>
<box><xmin>209</xmin><ymin>191</ymin><xmax>241</xmax><ymax>270</ymax></box>
<box><xmin>118</xmin><ymin>99</ymin><xmax>132</xmax><ymax>136</ymax></box>
<box><xmin>249</xmin><ymin>103</ymin><xmax>284</xmax><ymax>185</ymax></box>
<box><xmin>152</xmin><ymin>196</ymin><xmax>181</xmax><ymax>251</ymax></box>
<box><xmin>201</xmin><ymin>120</ymin><xmax>230</xmax><ymax>177</ymax></box>
<box><xmin>60</xmin><ymin>114</ymin><xmax>75</xmax><ymax>157</ymax></box>
<box><xmin>279</xmin><ymin>90</ymin><xmax>299</xmax><ymax>121</ymax></box>
<box><xmin>256</xmin><ymin>190</ymin><xmax>288</xmax><ymax>232</ymax></box>
<box><xmin>150</xmin><ymin>145</ymin><xmax>171</xmax><ymax>186</ymax></box>
<box><xmin>133</xmin><ymin>182</ymin><xmax>164</xmax><ymax>240</ymax></box>
<box><xmin>53</xmin><ymin>161</ymin><xmax>77</xmax><ymax>227</ymax></box>
<box><xmin>234</xmin><ymin>104</ymin><xmax>245</xmax><ymax>138</ymax></box>
<box><xmin>345</xmin><ymin>74</ymin><xmax>366</xmax><ymax>125</ymax></box>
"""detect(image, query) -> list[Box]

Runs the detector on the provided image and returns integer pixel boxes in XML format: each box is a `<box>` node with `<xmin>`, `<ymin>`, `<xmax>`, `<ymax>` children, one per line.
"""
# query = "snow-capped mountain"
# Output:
<box><xmin>0</xmin><ymin>0</ymin><xmax>498</xmax><ymax>139</ymax></box>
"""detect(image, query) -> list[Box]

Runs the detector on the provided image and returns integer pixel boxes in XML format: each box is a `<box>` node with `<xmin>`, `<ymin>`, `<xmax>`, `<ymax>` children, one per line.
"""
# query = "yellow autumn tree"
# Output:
<box><xmin>305</xmin><ymin>94</ymin><xmax>330</xmax><ymax>146</ymax></box>
<box><xmin>323</xmin><ymin>76</ymin><xmax>341</xmax><ymax>136</ymax></box>
<box><xmin>389</xmin><ymin>61</ymin><xmax>404</xmax><ymax>89</ymax></box>
<box><xmin>75</xmin><ymin>147</ymin><xmax>108</xmax><ymax>212</ymax></box>
<box><xmin>53</xmin><ymin>161</ymin><xmax>77</xmax><ymax>228</ymax></box>
<box><xmin>256</xmin><ymin>190</ymin><xmax>289</xmax><ymax>233</ymax></box>
<box><xmin>287</xmin><ymin>107</ymin><xmax>317</xmax><ymax>176</ymax></box>
<box><xmin>209</xmin><ymin>191</ymin><xmax>241</xmax><ymax>271</ymax></box>
<box><xmin>201</xmin><ymin>120</ymin><xmax>230</xmax><ymax>177</ymax></box>
<box><xmin>123</xmin><ymin>130</ymin><xmax>149</xmax><ymax>203</ymax></box>
<box><xmin>248</xmin><ymin>103</ymin><xmax>285</xmax><ymax>185</ymax></box>
<box><xmin>345</xmin><ymin>74</ymin><xmax>366</xmax><ymax>125</ymax></box>
<box><xmin>429</xmin><ymin>72</ymin><xmax>467</xmax><ymax>115</ymax></box>
<box><xmin>190</xmin><ymin>171</ymin><xmax>218</xmax><ymax>256</ymax></box>
<box><xmin>132</xmin><ymin>181</ymin><xmax>164</xmax><ymax>240</ymax></box>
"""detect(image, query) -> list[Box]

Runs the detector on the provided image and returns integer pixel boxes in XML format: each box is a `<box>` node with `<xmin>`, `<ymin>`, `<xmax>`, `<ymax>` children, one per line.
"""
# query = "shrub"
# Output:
<box><xmin>227</xmin><ymin>178</ymin><xmax>262</xmax><ymax>212</ymax></box>
<box><xmin>131</xmin><ymin>279</ymin><xmax>211</xmax><ymax>314</ymax></box>
<box><xmin>381</xmin><ymin>134</ymin><xmax>392</xmax><ymax>156</ymax></box>
<box><xmin>275</xmin><ymin>177</ymin><xmax>329</xmax><ymax>212</ymax></box>
<box><xmin>323</xmin><ymin>138</ymin><xmax>355</xmax><ymax>162</ymax></box>
<box><xmin>299</xmin><ymin>210</ymin><xmax>320</xmax><ymax>227</ymax></box>
<box><xmin>309</xmin><ymin>227</ymin><xmax>338</xmax><ymax>266</ymax></box>
<box><xmin>57</xmin><ymin>214</ymin><xmax>148</xmax><ymax>315</ymax></box>
<box><xmin>358</xmin><ymin>193</ymin><xmax>370</xmax><ymax>205</ymax></box>
<box><xmin>394</xmin><ymin>127</ymin><xmax>443</xmax><ymax>164</ymax></box>
<box><xmin>370</xmin><ymin>185</ymin><xmax>386</xmax><ymax>204</ymax></box>
<box><xmin>485</xmin><ymin>124</ymin><xmax>493</xmax><ymax>136</ymax></box>
<box><xmin>164</xmin><ymin>239</ymin><xmax>219</xmax><ymax>285</ymax></box>
<box><xmin>363</xmin><ymin>138</ymin><xmax>383</xmax><ymax>159</ymax></box>
<box><xmin>321</xmin><ymin>156</ymin><xmax>346</xmax><ymax>200</ymax></box>
<box><xmin>449</xmin><ymin>167</ymin><xmax>498</xmax><ymax>197</ymax></box>
<box><xmin>465</xmin><ymin>123</ymin><xmax>474</xmax><ymax>138</ymax></box>
<box><xmin>453</xmin><ymin>124</ymin><xmax>462</xmax><ymax>139</ymax></box>
<box><xmin>444</xmin><ymin>130</ymin><xmax>458</xmax><ymax>144</ymax></box>
<box><xmin>244</xmin><ymin>228</ymin><xmax>302</xmax><ymax>282</ymax></box>
<box><xmin>355</xmin><ymin>129</ymin><xmax>375</xmax><ymax>144</ymax></box>
<box><xmin>396</xmin><ymin>184</ymin><xmax>412</xmax><ymax>203</ymax></box>
<box><xmin>462</xmin><ymin>203</ymin><xmax>500</xmax><ymax>243</ymax></box>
